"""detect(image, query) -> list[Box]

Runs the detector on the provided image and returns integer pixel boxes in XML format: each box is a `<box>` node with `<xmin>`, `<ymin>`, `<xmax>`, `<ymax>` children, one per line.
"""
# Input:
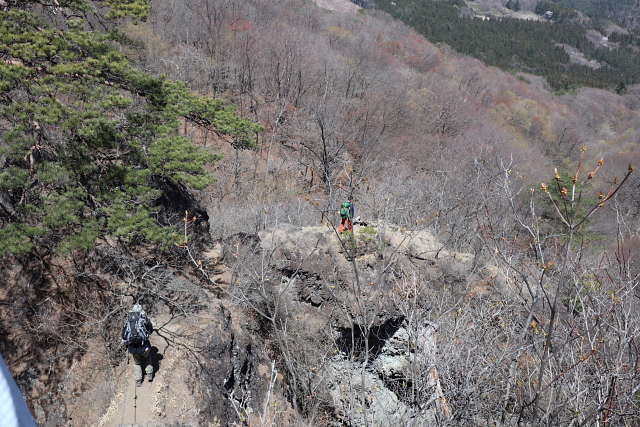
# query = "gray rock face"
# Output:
<box><xmin>240</xmin><ymin>222</ymin><xmax>467</xmax><ymax>425</ymax></box>
<box><xmin>373</xmin><ymin>326</ymin><xmax>412</xmax><ymax>378</ymax></box>
<box><xmin>324</xmin><ymin>357</ymin><xmax>412</xmax><ymax>427</ymax></box>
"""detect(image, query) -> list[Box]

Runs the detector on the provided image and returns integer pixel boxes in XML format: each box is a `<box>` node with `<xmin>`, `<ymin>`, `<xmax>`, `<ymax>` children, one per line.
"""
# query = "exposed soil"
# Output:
<box><xmin>61</xmin><ymin>312</ymin><xmax>201</xmax><ymax>427</ymax></box>
<box><xmin>98</xmin><ymin>313</ymin><xmax>198</xmax><ymax>427</ymax></box>
<box><xmin>314</xmin><ymin>0</ymin><xmax>361</xmax><ymax>13</ymax></box>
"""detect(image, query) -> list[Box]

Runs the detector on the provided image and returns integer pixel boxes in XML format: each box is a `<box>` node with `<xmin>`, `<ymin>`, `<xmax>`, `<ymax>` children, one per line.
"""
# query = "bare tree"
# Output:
<box><xmin>477</xmin><ymin>149</ymin><xmax>636</xmax><ymax>425</ymax></box>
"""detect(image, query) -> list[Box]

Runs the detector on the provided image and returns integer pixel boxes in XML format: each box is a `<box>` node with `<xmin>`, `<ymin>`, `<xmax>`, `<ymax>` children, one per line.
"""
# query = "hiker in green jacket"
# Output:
<box><xmin>339</xmin><ymin>201</ymin><xmax>354</xmax><ymax>233</ymax></box>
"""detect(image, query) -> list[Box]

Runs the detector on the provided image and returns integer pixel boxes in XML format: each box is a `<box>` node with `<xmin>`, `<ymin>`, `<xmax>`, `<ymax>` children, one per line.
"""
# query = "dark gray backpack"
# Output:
<box><xmin>124</xmin><ymin>312</ymin><xmax>149</xmax><ymax>346</ymax></box>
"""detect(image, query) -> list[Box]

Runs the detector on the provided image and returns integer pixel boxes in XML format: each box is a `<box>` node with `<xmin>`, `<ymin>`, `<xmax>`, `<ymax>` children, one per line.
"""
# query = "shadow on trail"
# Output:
<box><xmin>150</xmin><ymin>346</ymin><xmax>163</xmax><ymax>375</ymax></box>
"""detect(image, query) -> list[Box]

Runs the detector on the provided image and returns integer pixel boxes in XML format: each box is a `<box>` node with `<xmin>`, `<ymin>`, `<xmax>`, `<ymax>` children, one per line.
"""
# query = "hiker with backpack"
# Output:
<box><xmin>121</xmin><ymin>304</ymin><xmax>154</xmax><ymax>387</ymax></box>
<box><xmin>339</xmin><ymin>201</ymin><xmax>354</xmax><ymax>233</ymax></box>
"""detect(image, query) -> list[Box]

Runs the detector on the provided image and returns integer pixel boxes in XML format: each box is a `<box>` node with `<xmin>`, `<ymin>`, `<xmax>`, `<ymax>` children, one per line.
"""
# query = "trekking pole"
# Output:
<box><xmin>133</xmin><ymin>381</ymin><xmax>138</xmax><ymax>424</ymax></box>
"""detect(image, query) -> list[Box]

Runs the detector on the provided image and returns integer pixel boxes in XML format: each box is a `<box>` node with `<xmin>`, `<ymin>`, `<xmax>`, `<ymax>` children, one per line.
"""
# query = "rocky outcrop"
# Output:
<box><xmin>4</xmin><ymin>220</ymin><xmax>494</xmax><ymax>426</ymax></box>
<box><xmin>245</xmin><ymin>222</ymin><xmax>476</xmax><ymax>425</ymax></box>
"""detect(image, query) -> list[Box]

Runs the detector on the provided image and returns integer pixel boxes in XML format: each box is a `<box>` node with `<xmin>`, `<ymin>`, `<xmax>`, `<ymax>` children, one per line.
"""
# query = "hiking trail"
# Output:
<box><xmin>97</xmin><ymin>314</ymin><xmax>199</xmax><ymax>427</ymax></box>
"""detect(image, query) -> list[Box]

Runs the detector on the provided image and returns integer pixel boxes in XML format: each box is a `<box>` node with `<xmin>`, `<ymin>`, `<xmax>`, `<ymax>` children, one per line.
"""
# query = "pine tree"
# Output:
<box><xmin>0</xmin><ymin>1</ymin><xmax>264</xmax><ymax>255</ymax></box>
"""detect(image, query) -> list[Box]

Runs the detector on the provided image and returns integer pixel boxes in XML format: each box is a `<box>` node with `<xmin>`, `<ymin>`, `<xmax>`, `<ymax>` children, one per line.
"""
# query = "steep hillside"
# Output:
<box><xmin>2</xmin><ymin>0</ymin><xmax>640</xmax><ymax>425</ymax></box>
<box><xmin>3</xmin><ymin>219</ymin><xmax>493</xmax><ymax>426</ymax></box>
<box><xmin>9</xmin><ymin>213</ymin><xmax>639</xmax><ymax>425</ymax></box>
<box><xmin>454</xmin><ymin>0</ymin><xmax>640</xmax><ymax>29</ymax></box>
<box><xmin>375</xmin><ymin>0</ymin><xmax>640</xmax><ymax>91</ymax></box>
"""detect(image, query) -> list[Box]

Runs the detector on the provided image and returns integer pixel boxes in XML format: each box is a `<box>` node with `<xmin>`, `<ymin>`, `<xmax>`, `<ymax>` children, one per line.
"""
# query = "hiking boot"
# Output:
<box><xmin>148</xmin><ymin>373</ymin><xmax>154</xmax><ymax>382</ymax></box>
<box><xmin>136</xmin><ymin>379</ymin><xmax>142</xmax><ymax>387</ymax></box>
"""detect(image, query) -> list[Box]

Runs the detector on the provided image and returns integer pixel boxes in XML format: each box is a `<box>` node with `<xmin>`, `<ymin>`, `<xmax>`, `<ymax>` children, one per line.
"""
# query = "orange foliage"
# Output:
<box><xmin>227</xmin><ymin>18</ymin><xmax>256</xmax><ymax>33</ymax></box>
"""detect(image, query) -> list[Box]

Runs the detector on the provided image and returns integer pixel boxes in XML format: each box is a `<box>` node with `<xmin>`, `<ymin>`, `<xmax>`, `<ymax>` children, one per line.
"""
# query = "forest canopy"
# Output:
<box><xmin>375</xmin><ymin>0</ymin><xmax>640</xmax><ymax>92</ymax></box>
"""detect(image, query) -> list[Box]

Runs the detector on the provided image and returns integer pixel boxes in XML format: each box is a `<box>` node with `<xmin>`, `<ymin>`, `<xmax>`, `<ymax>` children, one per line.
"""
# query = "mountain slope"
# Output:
<box><xmin>374</xmin><ymin>0</ymin><xmax>640</xmax><ymax>91</ymax></box>
<box><xmin>2</xmin><ymin>0</ymin><xmax>640</xmax><ymax>425</ymax></box>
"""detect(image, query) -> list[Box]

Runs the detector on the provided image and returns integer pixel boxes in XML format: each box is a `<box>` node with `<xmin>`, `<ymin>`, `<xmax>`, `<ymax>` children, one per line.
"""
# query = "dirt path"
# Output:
<box><xmin>98</xmin><ymin>314</ymin><xmax>199</xmax><ymax>427</ymax></box>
